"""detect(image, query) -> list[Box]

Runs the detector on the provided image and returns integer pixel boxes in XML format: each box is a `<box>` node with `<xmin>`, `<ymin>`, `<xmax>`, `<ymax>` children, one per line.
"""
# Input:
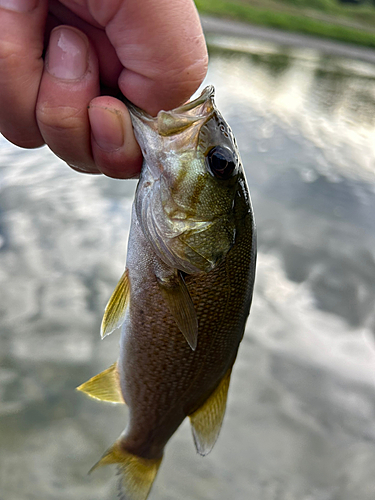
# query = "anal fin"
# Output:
<box><xmin>101</xmin><ymin>269</ymin><xmax>130</xmax><ymax>338</ymax></box>
<box><xmin>157</xmin><ymin>270</ymin><xmax>198</xmax><ymax>350</ymax></box>
<box><xmin>76</xmin><ymin>362</ymin><xmax>125</xmax><ymax>404</ymax></box>
<box><xmin>189</xmin><ymin>367</ymin><xmax>232</xmax><ymax>456</ymax></box>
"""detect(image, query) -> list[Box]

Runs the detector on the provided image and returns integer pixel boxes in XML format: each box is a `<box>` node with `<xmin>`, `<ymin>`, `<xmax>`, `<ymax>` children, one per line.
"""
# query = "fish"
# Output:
<box><xmin>77</xmin><ymin>85</ymin><xmax>256</xmax><ymax>500</ymax></box>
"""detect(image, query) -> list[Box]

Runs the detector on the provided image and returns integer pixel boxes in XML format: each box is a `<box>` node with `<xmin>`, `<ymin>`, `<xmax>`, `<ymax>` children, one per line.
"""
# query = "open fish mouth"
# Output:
<box><xmin>166</xmin><ymin>85</ymin><xmax>215</xmax><ymax>114</ymax></box>
<box><xmin>125</xmin><ymin>86</ymin><xmax>216</xmax><ymax>137</ymax></box>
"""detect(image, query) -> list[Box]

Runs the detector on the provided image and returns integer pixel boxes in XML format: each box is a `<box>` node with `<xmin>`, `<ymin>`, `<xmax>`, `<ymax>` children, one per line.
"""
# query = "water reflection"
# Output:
<box><xmin>1</xmin><ymin>34</ymin><xmax>375</xmax><ymax>500</ymax></box>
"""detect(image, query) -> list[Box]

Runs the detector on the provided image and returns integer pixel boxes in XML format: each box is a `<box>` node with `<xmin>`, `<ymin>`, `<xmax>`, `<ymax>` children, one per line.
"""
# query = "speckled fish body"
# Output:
<box><xmin>78</xmin><ymin>86</ymin><xmax>256</xmax><ymax>500</ymax></box>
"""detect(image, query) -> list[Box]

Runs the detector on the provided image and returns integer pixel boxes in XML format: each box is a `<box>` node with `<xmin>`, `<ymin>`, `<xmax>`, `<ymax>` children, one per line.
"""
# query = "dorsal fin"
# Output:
<box><xmin>156</xmin><ymin>270</ymin><xmax>198</xmax><ymax>350</ymax></box>
<box><xmin>76</xmin><ymin>362</ymin><xmax>125</xmax><ymax>404</ymax></box>
<box><xmin>189</xmin><ymin>367</ymin><xmax>232</xmax><ymax>456</ymax></box>
<box><xmin>101</xmin><ymin>269</ymin><xmax>130</xmax><ymax>338</ymax></box>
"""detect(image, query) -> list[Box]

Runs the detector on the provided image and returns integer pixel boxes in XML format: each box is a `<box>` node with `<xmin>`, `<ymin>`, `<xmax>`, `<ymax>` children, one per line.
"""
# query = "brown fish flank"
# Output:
<box><xmin>120</xmin><ymin>180</ymin><xmax>254</xmax><ymax>460</ymax></box>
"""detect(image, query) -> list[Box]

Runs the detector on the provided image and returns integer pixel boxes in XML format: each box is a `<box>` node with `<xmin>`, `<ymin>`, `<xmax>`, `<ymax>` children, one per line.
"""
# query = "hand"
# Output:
<box><xmin>0</xmin><ymin>0</ymin><xmax>208</xmax><ymax>178</ymax></box>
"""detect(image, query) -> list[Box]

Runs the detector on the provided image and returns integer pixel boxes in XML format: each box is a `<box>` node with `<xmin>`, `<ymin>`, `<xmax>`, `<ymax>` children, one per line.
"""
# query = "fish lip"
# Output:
<box><xmin>124</xmin><ymin>85</ymin><xmax>216</xmax><ymax>132</ymax></box>
<box><xmin>171</xmin><ymin>85</ymin><xmax>215</xmax><ymax>115</ymax></box>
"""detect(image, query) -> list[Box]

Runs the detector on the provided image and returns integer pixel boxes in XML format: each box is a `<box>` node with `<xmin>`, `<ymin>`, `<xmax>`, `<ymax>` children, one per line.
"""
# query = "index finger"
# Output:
<box><xmin>86</xmin><ymin>0</ymin><xmax>208</xmax><ymax>116</ymax></box>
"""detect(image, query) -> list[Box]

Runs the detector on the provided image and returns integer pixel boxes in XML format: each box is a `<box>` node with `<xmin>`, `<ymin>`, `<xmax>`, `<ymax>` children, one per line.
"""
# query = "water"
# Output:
<box><xmin>1</xmin><ymin>34</ymin><xmax>375</xmax><ymax>500</ymax></box>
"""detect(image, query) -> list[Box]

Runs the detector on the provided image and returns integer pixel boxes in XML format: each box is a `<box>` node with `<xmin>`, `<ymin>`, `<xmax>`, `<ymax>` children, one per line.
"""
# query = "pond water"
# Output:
<box><xmin>1</xmin><ymin>33</ymin><xmax>375</xmax><ymax>500</ymax></box>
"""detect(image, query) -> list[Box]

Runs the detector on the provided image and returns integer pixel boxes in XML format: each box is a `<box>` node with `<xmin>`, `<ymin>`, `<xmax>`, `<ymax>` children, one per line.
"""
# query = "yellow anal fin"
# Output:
<box><xmin>157</xmin><ymin>270</ymin><xmax>198</xmax><ymax>351</ymax></box>
<box><xmin>189</xmin><ymin>367</ymin><xmax>232</xmax><ymax>456</ymax></box>
<box><xmin>101</xmin><ymin>269</ymin><xmax>130</xmax><ymax>338</ymax></box>
<box><xmin>90</xmin><ymin>440</ymin><xmax>162</xmax><ymax>500</ymax></box>
<box><xmin>76</xmin><ymin>362</ymin><xmax>125</xmax><ymax>404</ymax></box>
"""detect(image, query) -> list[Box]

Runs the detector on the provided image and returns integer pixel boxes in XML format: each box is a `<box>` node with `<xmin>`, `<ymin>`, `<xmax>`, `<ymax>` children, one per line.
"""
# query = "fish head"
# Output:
<box><xmin>128</xmin><ymin>86</ymin><xmax>245</xmax><ymax>274</ymax></box>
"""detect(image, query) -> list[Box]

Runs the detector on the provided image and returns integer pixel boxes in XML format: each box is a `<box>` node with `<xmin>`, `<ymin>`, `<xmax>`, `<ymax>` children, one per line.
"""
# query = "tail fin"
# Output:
<box><xmin>90</xmin><ymin>440</ymin><xmax>162</xmax><ymax>500</ymax></box>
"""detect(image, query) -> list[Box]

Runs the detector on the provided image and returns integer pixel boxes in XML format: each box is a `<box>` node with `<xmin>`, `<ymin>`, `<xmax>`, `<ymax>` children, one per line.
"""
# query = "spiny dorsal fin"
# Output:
<box><xmin>90</xmin><ymin>440</ymin><xmax>162</xmax><ymax>500</ymax></box>
<box><xmin>101</xmin><ymin>269</ymin><xmax>130</xmax><ymax>338</ymax></box>
<box><xmin>76</xmin><ymin>363</ymin><xmax>125</xmax><ymax>404</ymax></box>
<box><xmin>189</xmin><ymin>367</ymin><xmax>233</xmax><ymax>456</ymax></box>
<box><xmin>157</xmin><ymin>270</ymin><xmax>198</xmax><ymax>350</ymax></box>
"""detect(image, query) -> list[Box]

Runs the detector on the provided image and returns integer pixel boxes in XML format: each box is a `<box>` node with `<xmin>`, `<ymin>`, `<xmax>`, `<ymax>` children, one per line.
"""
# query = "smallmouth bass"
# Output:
<box><xmin>78</xmin><ymin>86</ymin><xmax>256</xmax><ymax>499</ymax></box>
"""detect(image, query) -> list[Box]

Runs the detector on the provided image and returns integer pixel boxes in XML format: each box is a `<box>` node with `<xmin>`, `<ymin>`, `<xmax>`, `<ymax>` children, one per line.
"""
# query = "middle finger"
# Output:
<box><xmin>36</xmin><ymin>26</ymin><xmax>100</xmax><ymax>173</ymax></box>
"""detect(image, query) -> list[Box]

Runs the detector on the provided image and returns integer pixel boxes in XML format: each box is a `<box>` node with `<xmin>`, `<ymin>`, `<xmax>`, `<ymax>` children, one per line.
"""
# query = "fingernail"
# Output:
<box><xmin>89</xmin><ymin>106</ymin><xmax>124</xmax><ymax>151</ymax></box>
<box><xmin>0</xmin><ymin>0</ymin><xmax>37</xmax><ymax>12</ymax></box>
<box><xmin>47</xmin><ymin>27</ymin><xmax>88</xmax><ymax>80</ymax></box>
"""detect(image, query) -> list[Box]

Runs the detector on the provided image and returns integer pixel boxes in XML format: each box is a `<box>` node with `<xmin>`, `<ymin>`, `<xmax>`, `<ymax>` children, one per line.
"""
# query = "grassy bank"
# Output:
<box><xmin>195</xmin><ymin>0</ymin><xmax>375</xmax><ymax>48</ymax></box>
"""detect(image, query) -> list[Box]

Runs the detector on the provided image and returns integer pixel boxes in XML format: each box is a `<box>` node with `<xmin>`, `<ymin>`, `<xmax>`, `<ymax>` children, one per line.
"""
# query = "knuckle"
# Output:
<box><xmin>160</xmin><ymin>57</ymin><xmax>208</xmax><ymax>103</ymax></box>
<box><xmin>174</xmin><ymin>57</ymin><xmax>208</xmax><ymax>88</ymax></box>
<box><xmin>0</xmin><ymin>39</ymin><xmax>42</xmax><ymax>76</ymax></box>
<box><xmin>35</xmin><ymin>103</ymin><xmax>95</xmax><ymax>170</ymax></box>
<box><xmin>156</xmin><ymin>44</ymin><xmax>208</xmax><ymax>96</ymax></box>
<box><xmin>36</xmin><ymin>104</ymin><xmax>85</xmax><ymax>133</ymax></box>
<box><xmin>0</xmin><ymin>41</ymin><xmax>19</xmax><ymax>69</ymax></box>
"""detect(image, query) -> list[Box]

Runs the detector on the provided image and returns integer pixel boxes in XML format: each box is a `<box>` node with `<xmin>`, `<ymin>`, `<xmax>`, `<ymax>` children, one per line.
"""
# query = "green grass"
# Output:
<box><xmin>195</xmin><ymin>0</ymin><xmax>375</xmax><ymax>48</ymax></box>
<box><xmin>276</xmin><ymin>0</ymin><xmax>375</xmax><ymax>21</ymax></box>
<box><xmin>274</xmin><ymin>0</ymin><xmax>346</xmax><ymax>9</ymax></box>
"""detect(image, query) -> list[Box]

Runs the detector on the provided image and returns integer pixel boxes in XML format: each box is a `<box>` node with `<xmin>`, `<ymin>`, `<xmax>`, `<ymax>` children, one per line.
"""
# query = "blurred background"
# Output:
<box><xmin>1</xmin><ymin>3</ymin><xmax>375</xmax><ymax>500</ymax></box>
<box><xmin>196</xmin><ymin>0</ymin><xmax>375</xmax><ymax>48</ymax></box>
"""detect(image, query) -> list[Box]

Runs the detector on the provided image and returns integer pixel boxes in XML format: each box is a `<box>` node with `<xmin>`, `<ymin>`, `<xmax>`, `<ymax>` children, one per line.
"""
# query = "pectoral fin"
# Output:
<box><xmin>101</xmin><ymin>269</ymin><xmax>130</xmax><ymax>338</ymax></box>
<box><xmin>189</xmin><ymin>367</ymin><xmax>232</xmax><ymax>456</ymax></box>
<box><xmin>157</xmin><ymin>270</ymin><xmax>198</xmax><ymax>350</ymax></box>
<box><xmin>76</xmin><ymin>362</ymin><xmax>125</xmax><ymax>404</ymax></box>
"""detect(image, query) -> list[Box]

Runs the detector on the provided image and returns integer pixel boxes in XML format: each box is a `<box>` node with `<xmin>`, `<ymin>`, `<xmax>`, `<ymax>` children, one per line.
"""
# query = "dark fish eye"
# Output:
<box><xmin>206</xmin><ymin>146</ymin><xmax>236</xmax><ymax>180</ymax></box>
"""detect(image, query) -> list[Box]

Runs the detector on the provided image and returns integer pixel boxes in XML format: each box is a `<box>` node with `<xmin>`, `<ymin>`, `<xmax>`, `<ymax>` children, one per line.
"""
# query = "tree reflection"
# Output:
<box><xmin>311</xmin><ymin>56</ymin><xmax>375</xmax><ymax>126</ymax></box>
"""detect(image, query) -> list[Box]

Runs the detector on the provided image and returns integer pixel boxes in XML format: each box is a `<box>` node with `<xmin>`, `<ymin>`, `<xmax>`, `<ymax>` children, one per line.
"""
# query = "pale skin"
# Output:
<box><xmin>0</xmin><ymin>0</ymin><xmax>208</xmax><ymax>178</ymax></box>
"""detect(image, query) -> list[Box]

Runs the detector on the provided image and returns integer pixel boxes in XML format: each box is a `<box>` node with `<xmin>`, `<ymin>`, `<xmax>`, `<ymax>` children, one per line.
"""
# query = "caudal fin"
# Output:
<box><xmin>90</xmin><ymin>440</ymin><xmax>162</xmax><ymax>500</ymax></box>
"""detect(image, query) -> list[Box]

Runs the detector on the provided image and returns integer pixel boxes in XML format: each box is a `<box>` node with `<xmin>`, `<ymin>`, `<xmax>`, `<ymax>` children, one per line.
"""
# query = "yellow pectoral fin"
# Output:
<box><xmin>76</xmin><ymin>362</ymin><xmax>125</xmax><ymax>404</ymax></box>
<box><xmin>90</xmin><ymin>440</ymin><xmax>162</xmax><ymax>500</ymax></box>
<box><xmin>101</xmin><ymin>269</ymin><xmax>130</xmax><ymax>338</ymax></box>
<box><xmin>157</xmin><ymin>270</ymin><xmax>198</xmax><ymax>351</ymax></box>
<box><xmin>189</xmin><ymin>367</ymin><xmax>232</xmax><ymax>456</ymax></box>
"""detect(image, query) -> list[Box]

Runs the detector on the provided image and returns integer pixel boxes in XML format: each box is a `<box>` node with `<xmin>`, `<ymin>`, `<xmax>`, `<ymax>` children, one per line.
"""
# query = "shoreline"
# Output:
<box><xmin>201</xmin><ymin>15</ymin><xmax>375</xmax><ymax>65</ymax></box>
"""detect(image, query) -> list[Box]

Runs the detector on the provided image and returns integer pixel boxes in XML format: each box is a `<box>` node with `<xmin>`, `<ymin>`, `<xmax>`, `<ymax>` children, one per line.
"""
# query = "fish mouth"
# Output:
<box><xmin>169</xmin><ymin>85</ymin><xmax>215</xmax><ymax>115</ymax></box>
<box><xmin>125</xmin><ymin>86</ymin><xmax>216</xmax><ymax>137</ymax></box>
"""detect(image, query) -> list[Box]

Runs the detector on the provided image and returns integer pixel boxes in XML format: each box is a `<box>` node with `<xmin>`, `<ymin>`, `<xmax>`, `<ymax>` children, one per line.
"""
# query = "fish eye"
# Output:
<box><xmin>206</xmin><ymin>146</ymin><xmax>236</xmax><ymax>180</ymax></box>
